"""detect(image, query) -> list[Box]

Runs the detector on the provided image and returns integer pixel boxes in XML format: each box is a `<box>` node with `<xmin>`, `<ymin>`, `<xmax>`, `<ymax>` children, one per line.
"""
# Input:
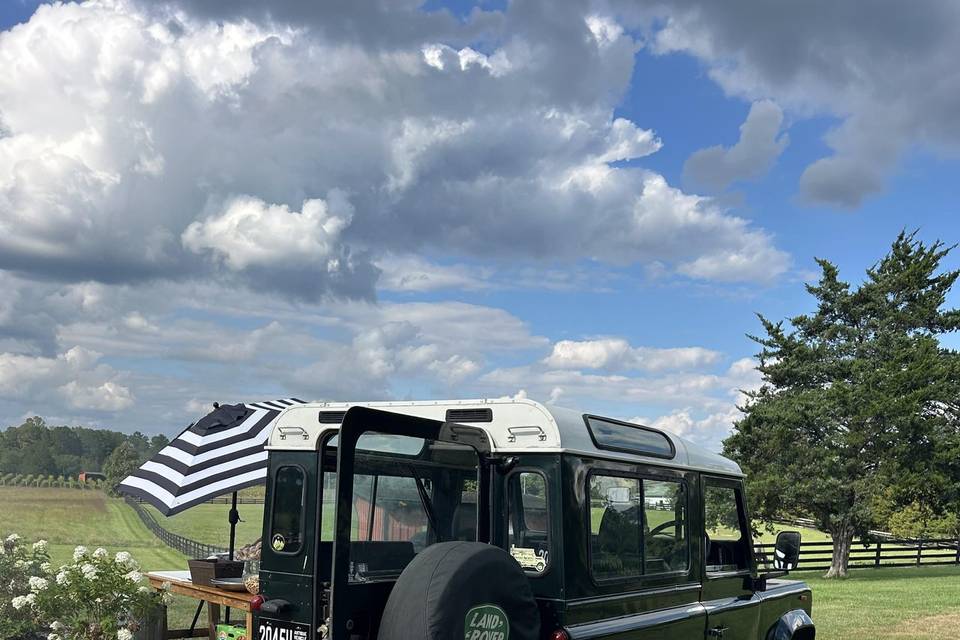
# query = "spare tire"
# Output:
<box><xmin>378</xmin><ymin>541</ymin><xmax>540</xmax><ymax>640</ymax></box>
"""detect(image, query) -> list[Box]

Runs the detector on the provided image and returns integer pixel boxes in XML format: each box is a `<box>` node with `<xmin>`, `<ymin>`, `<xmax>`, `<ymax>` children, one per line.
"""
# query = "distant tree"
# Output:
<box><xmin>149</xmin><ymin>434</ymin><xmax>170</xmax><ymax>454</ymax></box>
<box><xmin>725</xmin><ymin>232</ymin><xmax>960</xmax><ymax>578</ymax></box>
<box><xmin>102</xmin><ymin>443</ymin><xmax>142</xmax><ymax>496</ymax></box>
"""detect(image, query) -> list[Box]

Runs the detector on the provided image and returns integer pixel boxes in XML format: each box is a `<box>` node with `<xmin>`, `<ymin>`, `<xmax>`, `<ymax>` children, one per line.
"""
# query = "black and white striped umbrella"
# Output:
<box><xmin>118</xmin><ymin>398</ymin><xmax>305</xmax><ymax>516</ymax></box>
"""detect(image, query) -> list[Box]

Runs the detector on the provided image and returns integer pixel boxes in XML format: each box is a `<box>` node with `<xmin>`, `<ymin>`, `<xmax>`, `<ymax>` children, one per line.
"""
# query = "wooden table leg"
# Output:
<box><xmin>245</xmin><ymin>612</ymin><xmax>254</xmax><ymax>640</ymax></box>
<box><xmin>207</xmin><ymin>602</ymin><xmax>221</xmax><ymax>640</ymax></box>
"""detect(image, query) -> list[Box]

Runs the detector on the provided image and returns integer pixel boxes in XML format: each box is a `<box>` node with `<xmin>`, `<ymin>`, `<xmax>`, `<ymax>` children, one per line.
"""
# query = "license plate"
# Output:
<box><xmin>257</xmin><ymin>618</ymin><xmax>310</xmax><ymax>640</ymax></box>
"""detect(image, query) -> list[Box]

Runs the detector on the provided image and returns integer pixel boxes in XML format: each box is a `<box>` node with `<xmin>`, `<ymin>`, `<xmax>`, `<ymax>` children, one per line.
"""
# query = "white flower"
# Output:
<box><xmin>40</xmin><ymin>562</ymin><xmax>51</xmax><ymax>572</ymax></box>
<box><xmin>125</xmin><ymin>570</ymin><xmax>143</xmax><ymax>583</ymax></box>
<box><xmin>73</xmin><ymin>546</ymin><xmax>88</xmax><ymax>561</ymax></box>
<box><xmin>25</xmin><ymin>593</ymin><xmax>36</xmax><ymax>604</ymax></box>
<box><xmin>33</xmin><ymin>539</ymin><xmax>48</xmax><ymax>552</ymax></box>
<box><xmin>115</xmin><ymin>551</ymin><xmax>132</xmax><ymax>564</ymax></box>
<box><xmin>11</xmin><ymin>595</ymin><xmax>29</xmax><ymax>610</ymax></box>
<box><xmin>56</xmin><ymin>571</ymin><xmax>69</xmax><ymax>586</ymax></box>
<box><xmin>0</xmin><ymin>545</ymin><xmax>5</xmax><ymax>555</ymax></box>
<box><xmin>48</xmin><ymin>634</ymin><xmax>61</xmax><ymax>640</ymax></box>
<box><xmin>28</xmin><ymin>576</ymin><xmax>49</xmax><ymax>591</ymax></box>
<box><xmin>15</xmin><ymin>560</ymin><xmax>27</xmax><ymax>569</ymax></box>
<box><xmin>81</xmin><ymin>563</ymin><xmax>97</xmax><ymax>580</ymax></box>
<box><xmin>93</xmin><ymin>547</ymin><xmax>108</xmax><ymax>559</ymax></box>
<box><xmin>6</xmin><ymin>533</ymin><xmax>21</xmax><ymax>544</ymax></box>
<box><xmin>138</xmin><ymin>586</ymin><xmax>151</xmax><ymax>594</ymax></box>
<box><xmin>117</xmin><ymin>629</ymin><xmax>134</xmax><ymax>640</ymax></box>
<box><xmin>51</xmin><ymin>621</ymin><xmax>65</xmax><ymax>631</ymax></box>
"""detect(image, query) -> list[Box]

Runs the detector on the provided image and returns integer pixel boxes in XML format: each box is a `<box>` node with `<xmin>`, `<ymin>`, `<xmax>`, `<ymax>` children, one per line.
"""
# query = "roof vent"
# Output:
<box><xmin>445</xmin><ymin>408</ymin><xmax>493</xmax><ymax>423</ymax></box>
<box><xmin>318</xmin><ymin>411</ymin><xmax>347</xmax><ymax>424</ymax></box>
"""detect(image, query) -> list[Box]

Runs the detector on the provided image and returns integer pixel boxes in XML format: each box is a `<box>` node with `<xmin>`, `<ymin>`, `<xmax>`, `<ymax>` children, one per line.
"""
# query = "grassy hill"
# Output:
<box><xmin>0</xmin><ymin>487</ymin><xmax>185</xmax><ymax>569</ymax></box>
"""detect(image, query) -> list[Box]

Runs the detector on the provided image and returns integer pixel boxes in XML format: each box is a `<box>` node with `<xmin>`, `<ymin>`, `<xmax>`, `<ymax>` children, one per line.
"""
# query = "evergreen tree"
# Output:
<box><xmin>725</xmin><ymin>232</ymin><xmax>960</xmax><ymax>577</ymax></box>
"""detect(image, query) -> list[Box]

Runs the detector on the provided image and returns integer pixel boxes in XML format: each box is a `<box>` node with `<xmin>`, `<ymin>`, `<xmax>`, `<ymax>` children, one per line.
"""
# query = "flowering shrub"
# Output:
<box><xmin>2</xmin><ymin>535</ymin><xmax>168</xmax><ymax>640</ymax></box>
<box><xmin>0</xmin><ymin>534</ymin><xmax>51</xmax><ymax>639</ymax></box>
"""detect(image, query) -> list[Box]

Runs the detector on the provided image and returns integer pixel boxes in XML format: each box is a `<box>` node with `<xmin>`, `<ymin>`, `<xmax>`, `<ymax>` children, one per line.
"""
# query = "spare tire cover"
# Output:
<box><xmin>378</xmin><ymin>541</ymin><xmax>540</xmax><ymax>640</ymax></box>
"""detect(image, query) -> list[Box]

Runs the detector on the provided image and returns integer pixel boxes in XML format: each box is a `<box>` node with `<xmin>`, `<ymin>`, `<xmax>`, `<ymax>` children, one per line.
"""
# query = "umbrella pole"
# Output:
<box><xmin>225</xmin><ymin>491</ymin><xmax>240</xmax><ymax>623</ymax></box>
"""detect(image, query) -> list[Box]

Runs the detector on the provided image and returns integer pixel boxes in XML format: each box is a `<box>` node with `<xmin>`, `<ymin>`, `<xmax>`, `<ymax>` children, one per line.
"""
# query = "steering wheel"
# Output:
<box><xmin>648</xmin><ymin>520</ymin><xmax>678</xmax><ymax>538</ymax></box>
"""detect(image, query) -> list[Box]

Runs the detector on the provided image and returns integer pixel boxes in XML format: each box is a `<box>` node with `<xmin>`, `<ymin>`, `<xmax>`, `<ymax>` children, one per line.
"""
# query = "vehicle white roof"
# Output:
<box><xmin>267</xmin><ymin>398</ymin><xmax>742</xmax><ymax>477</ymax></box>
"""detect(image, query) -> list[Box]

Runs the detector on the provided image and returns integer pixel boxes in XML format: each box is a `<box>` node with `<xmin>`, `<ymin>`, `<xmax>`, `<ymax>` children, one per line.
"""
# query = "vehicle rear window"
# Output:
<box><xmin>585</xmin><ymin>416</ymin><xmax>674</xmax><ymax>458</ymax></box>
<box><xmin>269</xmin><ymin>465</ymin><xmax>305</xmax><ymax>554</ymax></box>
<box><xmin>507</xmin><ymin>471</ymin><xmax>550</xmax><ymax>574</ymax></box>
<box><xmin>589</xmin><ymin>474</ymin><xmax>688</xmax><ymax>580</ymax></box>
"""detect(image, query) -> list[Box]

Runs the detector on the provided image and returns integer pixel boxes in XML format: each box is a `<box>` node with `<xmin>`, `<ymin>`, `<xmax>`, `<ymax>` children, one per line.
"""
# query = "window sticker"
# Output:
<box><xmin>509</xmin><ymin>546</ymin><xmax>547</xmax><ymax>573</ymax></box>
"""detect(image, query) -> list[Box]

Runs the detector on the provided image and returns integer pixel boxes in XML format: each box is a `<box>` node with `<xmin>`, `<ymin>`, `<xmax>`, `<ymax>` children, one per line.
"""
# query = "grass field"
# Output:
<box><xmin>0</xmin><ymin>487</ymin><xmax>186</xmax><ymax>569</ymax></box>
<box><xmin>803</xmin><ymin>565</ymin><xmax>960</xmax><ymax>639</ymax></box>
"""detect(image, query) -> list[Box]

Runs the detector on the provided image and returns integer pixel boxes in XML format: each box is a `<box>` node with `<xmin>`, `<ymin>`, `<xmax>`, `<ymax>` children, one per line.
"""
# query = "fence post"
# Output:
<box><xmin>874</xmin><ymin>540</ymin><xmax>882</xmax><ymax>568</ymax></box>
<box><xmin>917</xmin><ymin>538</ymin><xmax>923</xmax><ymax>566</ymax></box>
<box><xmin>956</xmin><ymin>535</ymin><xmax>960</xmax><ymax>565</ymax></box>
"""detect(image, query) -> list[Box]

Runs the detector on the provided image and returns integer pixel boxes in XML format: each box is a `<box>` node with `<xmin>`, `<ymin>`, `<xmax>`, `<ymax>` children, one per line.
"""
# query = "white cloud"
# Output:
<box><xmin>0</xmin><ymin>0</ymin><xmax>788</xmax><ymax>295</ymax></box>
<box><xmin>183</xmin><ymin>193</ymin><xmax>353</xmax><ymax>270</ymax></box>
<box><xmin>544</xmin><ymin>338</ymin><xmax>720</xmax><ymax>372</ymax></box>
<box><xmin>0</xmin><ymin>346</ymin><xmax>134</xmax><ymax>412</ymax></box>
<box><xmin>642</xmin><ymin>0</ymin><xmax>960</xmax><ymax>207</ymax></box>
<box><xmin>684</xmin><ymin>100</ymin><xmax>788</xmax><ymax>191</ymax></box>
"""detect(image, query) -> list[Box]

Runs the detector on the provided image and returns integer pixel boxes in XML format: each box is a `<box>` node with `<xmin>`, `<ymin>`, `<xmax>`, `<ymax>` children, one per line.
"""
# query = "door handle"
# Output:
<box><xmin>707</xmin><ymin>626</ymin><xmax>729</xmax><ymax>638</ymax></box>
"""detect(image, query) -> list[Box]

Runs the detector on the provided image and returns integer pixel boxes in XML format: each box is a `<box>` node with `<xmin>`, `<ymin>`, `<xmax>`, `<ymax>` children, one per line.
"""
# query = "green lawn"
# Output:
<box><xmin>0</xmin><ymin>487</ymin><xmax>186</xmax><ymax>569</ymax></box>
<box><xmin>142</xmin><ymin>501</ymin><xmax>266</xmax><ymax>550</ymax></box>
<box><xmin>803</xmin><ymin>565</ymin><xmax>960</xmax><ymax>640</ymax></box>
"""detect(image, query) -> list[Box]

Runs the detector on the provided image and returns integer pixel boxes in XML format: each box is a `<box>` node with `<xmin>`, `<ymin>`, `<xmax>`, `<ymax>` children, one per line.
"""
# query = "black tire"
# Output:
<box><xmin>378</xmin><ymin>541</ymin><xmax>540</xmax><ymax>640</ymax></box>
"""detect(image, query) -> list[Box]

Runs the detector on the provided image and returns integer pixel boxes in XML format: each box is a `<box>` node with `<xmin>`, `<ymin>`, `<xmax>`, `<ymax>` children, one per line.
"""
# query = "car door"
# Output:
<box><xmin>700</xmin><ymin>476</ymin><xmax>761</xmax><ymax>640</ymax></box>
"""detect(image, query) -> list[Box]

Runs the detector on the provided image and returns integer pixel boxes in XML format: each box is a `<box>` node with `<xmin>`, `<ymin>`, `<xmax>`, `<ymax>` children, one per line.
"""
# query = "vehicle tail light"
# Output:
<box><xmin>249</xmin><ymin>595</ymin><xmax>264</xmax><ymax>611</ymax></box>
<box><xmin>550</xmin><ymin>629</ymin><xmax>570</xmax><ymax>640</ymax></box>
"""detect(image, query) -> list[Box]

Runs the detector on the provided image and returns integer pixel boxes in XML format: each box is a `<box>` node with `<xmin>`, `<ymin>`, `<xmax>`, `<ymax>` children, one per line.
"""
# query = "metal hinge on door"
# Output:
<box><xmin>707</xmin><ymin>627</ymin><xmax>729</xmax><ymax>638</ymax></box>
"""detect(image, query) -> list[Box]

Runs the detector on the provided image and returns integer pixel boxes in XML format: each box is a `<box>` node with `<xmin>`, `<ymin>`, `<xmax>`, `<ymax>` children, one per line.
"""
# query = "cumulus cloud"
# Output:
<box><xmin>544</xmin><ymin>338</ymin><xmax>720</xmax><ymax>372</ymax></box>
<box><xmin>684</xmin><ymin>100</ymin><xmax>788</xmax><ymax>191</ymax></box>
<box><xmin>0</xmin><ymin>0</ymin><xmax>788</xmax><ymax>297</ymax></box>
<box><xmin>0</xmin><ymin>347</ymin><xmax>134</xmax><ymax>412</ymax></box>
<box><xmin>641</xmin><ymin>0</ymin><xmax>960</xmax><ymax>207</ymax></box>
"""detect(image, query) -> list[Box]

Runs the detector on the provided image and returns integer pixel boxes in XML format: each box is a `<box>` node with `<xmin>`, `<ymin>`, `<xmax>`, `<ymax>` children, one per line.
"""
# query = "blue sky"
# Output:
<box><xmin>0</xmin><ymin>0</ymin><xmax>957</xmax><ymax>449</ymax></box>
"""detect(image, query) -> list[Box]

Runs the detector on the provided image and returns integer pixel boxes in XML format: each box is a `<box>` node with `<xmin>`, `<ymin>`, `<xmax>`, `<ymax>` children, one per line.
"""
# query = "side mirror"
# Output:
<box><xmin>773</xmin><ymin>531</ymin><xmax>801</xmax><ymax>571</ymax></box>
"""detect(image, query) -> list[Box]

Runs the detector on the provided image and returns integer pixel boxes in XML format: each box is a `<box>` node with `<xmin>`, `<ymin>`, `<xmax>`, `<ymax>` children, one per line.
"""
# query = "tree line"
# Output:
<box><xmin>0</xmin><ymin>416</ymin><xmax>168</xmax><ymax>480</ymax></box>
<box><xmin>727</xmin><ymin>231</ymin><xmax>960</xmax><ymax>578</ymax></box>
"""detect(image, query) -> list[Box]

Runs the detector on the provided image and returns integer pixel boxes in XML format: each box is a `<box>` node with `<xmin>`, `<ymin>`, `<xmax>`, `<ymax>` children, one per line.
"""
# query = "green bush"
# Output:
<box><xmin>2</xmin><ymin>535</ymin><xmax>167</xmax><ymax>640</ymax></box>
<box><xmin>0</xmin><ymin>534</ymin><xmax>51</xmax><ymax>639</ymax></box>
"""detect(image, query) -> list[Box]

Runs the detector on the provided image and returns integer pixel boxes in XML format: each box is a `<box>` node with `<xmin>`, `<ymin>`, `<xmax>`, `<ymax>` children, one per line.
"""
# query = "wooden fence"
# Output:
<box><xmin>125</xmin><ymin>497</ymin><xmax>227</xmax><ymax>559</ymax></box>
<box><xmin>755</xmin><ymin>537</ymin><xmax>960</xmax><ymax>572</ymax></box>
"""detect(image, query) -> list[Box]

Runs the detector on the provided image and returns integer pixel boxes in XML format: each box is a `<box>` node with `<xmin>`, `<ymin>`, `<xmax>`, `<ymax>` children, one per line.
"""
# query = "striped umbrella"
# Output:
<box><xmin>118</xmin><ymin>398</ymin><xmax>306</xmax><ymax>554</ymax></box>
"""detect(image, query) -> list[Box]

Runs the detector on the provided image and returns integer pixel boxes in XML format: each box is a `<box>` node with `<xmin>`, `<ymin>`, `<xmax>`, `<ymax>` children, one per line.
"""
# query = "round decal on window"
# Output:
<box><xmin>464</xmin><ymin>604</ymin><xmax>509</xmax><ymax>640</ymax></box>
<box><xmin>271</xmin><ymin>534</ymin><xmax>286</xmax><ymax>552</ymax></box>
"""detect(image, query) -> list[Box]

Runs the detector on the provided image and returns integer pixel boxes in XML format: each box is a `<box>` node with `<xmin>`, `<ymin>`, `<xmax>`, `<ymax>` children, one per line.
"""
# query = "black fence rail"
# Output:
<box><xmin>124</xmin><ymin>497</ymin><xmax>226</xmax><ymax>559</ymax></box>
<box><xmin>755</xmin><ymin>537</ymin><xmax>960</xmax><ymax>573</ymax></box>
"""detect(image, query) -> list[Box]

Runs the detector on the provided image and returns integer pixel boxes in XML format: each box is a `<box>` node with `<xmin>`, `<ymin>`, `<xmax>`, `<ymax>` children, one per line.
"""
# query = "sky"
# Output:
<box><xmin>0</xmin><ymin>0</ymin><xmax>957</xmax><ymax>450</ymax></box>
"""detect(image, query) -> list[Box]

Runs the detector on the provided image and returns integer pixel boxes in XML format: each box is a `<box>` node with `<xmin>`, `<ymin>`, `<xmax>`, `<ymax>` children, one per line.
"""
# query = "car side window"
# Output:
<box><xmin>704</xmin><ymin>481</ymin><xmax>752</xmax><ymax>574</ymax></box>
<box><xmin>589</xmin><ymin>473</ymin><xmax>689</xmax><ymax>580</ymax></box>
<box><xmin>642</xmin><ymin>479</ymin><xmax>688</xmax><ymax>574</ymax></box>
<box><xmin>507</xmin><ymin>471</ymin><xmax>550</xmax><ymax>574</ymax></box>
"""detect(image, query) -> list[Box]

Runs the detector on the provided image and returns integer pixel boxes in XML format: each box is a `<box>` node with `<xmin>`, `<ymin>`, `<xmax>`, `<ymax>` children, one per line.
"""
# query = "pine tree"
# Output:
<box><xmin>725</xmin><ymin>232</ymin><xmax>960</xmax><ymax>577</ymax></box>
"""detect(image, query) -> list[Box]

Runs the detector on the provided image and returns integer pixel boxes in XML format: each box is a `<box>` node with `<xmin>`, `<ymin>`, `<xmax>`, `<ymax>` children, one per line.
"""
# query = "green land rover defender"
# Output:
<box><xmin>252</xmin><ymin>399</ymin><xmax>814</xmax><ymax>640</ymax></box>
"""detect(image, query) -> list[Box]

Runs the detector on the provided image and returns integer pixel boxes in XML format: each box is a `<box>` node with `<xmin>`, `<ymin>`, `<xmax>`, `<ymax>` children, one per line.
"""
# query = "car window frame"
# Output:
<box><xmin>506</xmin><ymin>467</ymin><xmax>552</xmax><ymax>578</ymax></box>
<box><xmin>268</xmin><ymin>463</ymin><xmax>308</xmax><ymax>556</ymax></box>
<box><xmin>585</xmin><ymin>467</ymin><xmax>691</xmax><ymax>585</ymax></box>
<box><xmin>583</xmin><ymin>415</ymin><xmax>677</xmax><ymax>460</ymax></box>
<box><xmin>702</xmin><ymin>476</ymin><xmax>755</xmax><ymax>578</ymax></box>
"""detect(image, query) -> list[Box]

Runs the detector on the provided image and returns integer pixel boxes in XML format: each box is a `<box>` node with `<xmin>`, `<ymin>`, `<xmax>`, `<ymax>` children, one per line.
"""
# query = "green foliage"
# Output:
<box><xmin>724</xmin><ymin>232</ymin><xmax>960</xmax><ymax>577</ymax></box>
<box><xmin>1</xmin><ymin>534</ymin><xmax>166</xmax><ymax>640</ymax></box>
<box><xmin>0</xmin><ymin>535</ymin><xmax>51</xmax><ymax>639</ymax></box>
<box><xmin>0</xmin><ymin>418</ymin><xmax>169</xmax><ymax>480</ymax></box>
<box><xmin>103</xmin><ymin>444</ymin><xmax>141</xmax><ymax>496</ymax></box>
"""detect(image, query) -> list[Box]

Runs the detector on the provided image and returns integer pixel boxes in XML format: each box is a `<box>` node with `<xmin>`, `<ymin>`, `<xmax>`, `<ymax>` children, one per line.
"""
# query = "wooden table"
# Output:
<box><xmin>147</xmin><ymin>571</ymin><xmax>254</xmax><ymax>640</ymax></box>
